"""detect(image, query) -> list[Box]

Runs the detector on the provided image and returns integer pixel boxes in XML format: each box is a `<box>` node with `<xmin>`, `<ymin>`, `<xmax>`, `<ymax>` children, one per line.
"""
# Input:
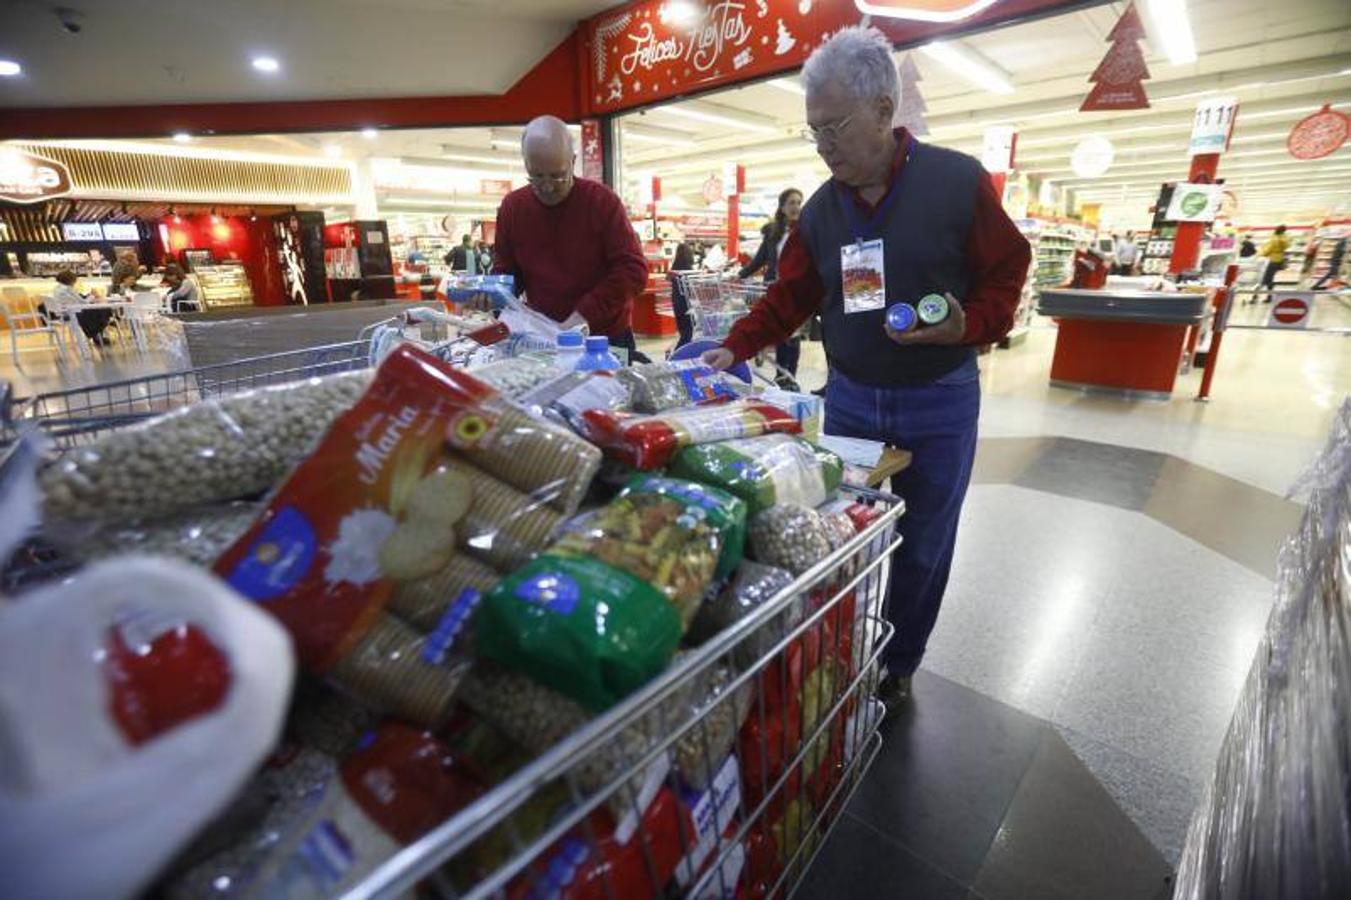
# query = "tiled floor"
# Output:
<box><xmin>6</xmin><ymin>301</ymin><xmax>1347</xmax><ymax>899</ymax></box>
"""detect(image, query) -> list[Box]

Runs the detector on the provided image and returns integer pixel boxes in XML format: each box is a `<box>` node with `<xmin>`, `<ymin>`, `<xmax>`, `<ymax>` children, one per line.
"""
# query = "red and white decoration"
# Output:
<box><xmin>1286</xmin><ymin>105</ymin><xmax>1350</xmax><ymax>161</ymax></box>
<box><xmin>1080</xmin><ymin>3</ymin><xmax>1150</xmax><ymax>112</ymax></box>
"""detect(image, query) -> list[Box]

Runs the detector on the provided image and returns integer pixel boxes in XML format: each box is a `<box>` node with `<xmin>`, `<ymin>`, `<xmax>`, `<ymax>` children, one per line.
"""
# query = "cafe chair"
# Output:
<box><xmin>1</xmin><ymin>287</ymin><xmax>68</xmax><ymax>366</ymax></box>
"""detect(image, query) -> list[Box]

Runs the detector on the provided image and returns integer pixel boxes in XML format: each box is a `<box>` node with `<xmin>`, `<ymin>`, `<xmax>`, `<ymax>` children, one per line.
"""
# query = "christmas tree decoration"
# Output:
<box><xmin>1081</xmin><ymin>3</ymin><xmax>1151</xmax><ymax>112</ymax></box>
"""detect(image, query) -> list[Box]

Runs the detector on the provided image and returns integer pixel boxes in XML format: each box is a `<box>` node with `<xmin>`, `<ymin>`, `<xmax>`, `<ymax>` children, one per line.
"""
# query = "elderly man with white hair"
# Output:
<box><xmin>705</xmin><ymin>26</ymin><xmax>1031</xmax><ymax>712</ymax></box>
<box><xmin>492</xmin><ymin>115</ymin><xmax>649</xmax><ymax>350</ymax></box>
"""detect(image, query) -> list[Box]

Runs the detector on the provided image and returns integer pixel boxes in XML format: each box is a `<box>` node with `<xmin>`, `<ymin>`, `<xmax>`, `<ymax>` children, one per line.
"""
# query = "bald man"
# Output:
<box><xmin>492</xmin><ymin>116</ymin><xmax>648</xmax><ymax>347</ymax></box>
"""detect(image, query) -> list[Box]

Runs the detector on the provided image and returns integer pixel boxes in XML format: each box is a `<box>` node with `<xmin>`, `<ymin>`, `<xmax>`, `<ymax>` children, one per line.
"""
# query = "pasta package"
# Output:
<box><xmin>581</xmin><ymin>400</ymin><xmax>801</xmax><ymax>470</ymax></box>
<box><xmin>615</xmin><ymin>360</ymin><xmax>746</xmax><ymax>413</ymax></box>
<box><xmin>550</xmin><ymin>476</ymin><xmax>746</xmax><ymax>628</ymax></box>
<box><xmin>476</xmin><ymin>555</ymin><xmax>682</xmax><ymax>711</ymax></box>
<box><xmin>669</xmin><ymin>434</ymin><xmax>844</xmax><ymax>515</ymax></box>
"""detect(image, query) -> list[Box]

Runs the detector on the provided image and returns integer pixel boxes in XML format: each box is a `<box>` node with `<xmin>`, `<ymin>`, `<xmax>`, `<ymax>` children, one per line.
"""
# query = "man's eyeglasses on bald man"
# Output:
<box><xmin>527</xmin><ymin>171</ymin><xmax>573</xmax><ymax>186</ymax></box>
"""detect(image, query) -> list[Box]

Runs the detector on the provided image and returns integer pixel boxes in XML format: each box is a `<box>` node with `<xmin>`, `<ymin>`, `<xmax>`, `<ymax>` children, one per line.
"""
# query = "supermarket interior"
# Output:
<box><xmin>0</xmin><ymin>1</ymin><xmax>1348</xmax><ymax>899</ymax></box>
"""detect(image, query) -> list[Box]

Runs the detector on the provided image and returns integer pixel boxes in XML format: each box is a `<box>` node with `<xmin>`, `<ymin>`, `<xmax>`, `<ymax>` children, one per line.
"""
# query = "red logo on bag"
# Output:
<box><xmin>854</xmin><ymin>0</ymin><xmax>1001</xmax><ymax>21</ymax></box>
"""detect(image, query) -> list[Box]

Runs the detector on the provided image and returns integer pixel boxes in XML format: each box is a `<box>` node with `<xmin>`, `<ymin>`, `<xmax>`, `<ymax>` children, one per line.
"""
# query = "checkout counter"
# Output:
<box><xmin>1038</xmin><ymin>283</ymin><xmax>1214</xmax><ymax>399</ymax></box>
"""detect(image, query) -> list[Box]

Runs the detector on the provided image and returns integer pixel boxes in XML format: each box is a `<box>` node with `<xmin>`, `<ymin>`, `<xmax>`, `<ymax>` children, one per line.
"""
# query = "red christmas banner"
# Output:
<box><xmin>1081</xmin><ymin>3</ymin><xmax>1151</xmax><ymax>112</ymax></box>
<box><xmin>1287</xmin><ymin>105</ymin><xmax>1350</xmax><ymax>160</ymax></box>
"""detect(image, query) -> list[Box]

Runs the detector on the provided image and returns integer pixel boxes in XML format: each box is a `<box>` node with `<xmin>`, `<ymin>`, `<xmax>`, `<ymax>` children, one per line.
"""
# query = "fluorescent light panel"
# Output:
<box><xmin>1148</xmin><ymin>0</ymin><xmax>1198</xmax><ymax>66</ymax></box>
<box><xmin>655</xmin><ymin>105</ymin><xmax>780</xmax><ymax>135</ymax></box>
<box><xmin>920</xmin><ymin>41</ymin><xmax>1014</xmax><ymax>95</ymax></box>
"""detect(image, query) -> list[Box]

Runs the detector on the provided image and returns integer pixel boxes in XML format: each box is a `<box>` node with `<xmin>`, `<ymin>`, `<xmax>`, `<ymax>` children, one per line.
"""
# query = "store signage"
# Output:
<box><xmin>62</xmin><ymin>222</ymin><xmax>104</xmax><ymax>241</ymax></box>
<box><xmin>1070</xmin><ymin>136</ymin><xmax>1114</xmax><ymax>177</ymax></box>
<box><xmin>981</xmin><ymin>125</ymin><xmax>1017</xmax><ymax>174</ymax></box>
<box><xmin>101</xmin><ymin>222</ymin><xmax>140</xmax><ymax>241</ymax></box>
<box><xmin>1080</xmin><ymin>3</ymin><xmax>1150</xmax><ymax>112</ymax></box>
<box><xmin>1164</xmin><ymin>183</ymin><xmax>1223</xmax><ymax>222</ymax></box>
<box><xmin>1189</xmin><ymin>96</ymin><xmax>1239</xmax><ymax>156</ymax></box>
<box><xmin>580</xmin><ymin>119</ymin><xmax>605</xmax><ymax>181</ymax></box>
<box><xmin>1267</xmin><ymin>293</ymin><xmax>1312</xmax><ymax>329</ymax></box>
<box><xmin>1286</xmin><ymin>104</ymin><xmax>1349</xmax><ymax>161</ymax></box>
<box><xmin>0</xmin><ymin>149</ymin><xmax>73</xmax><ymax>204</ymax></box>
<box><xmin>854</xmin><ymin>0</ymin><xmax>1000</xmax><ymax>22</ymax></box>
<box><xmin>479</xmin><ymin>179</ymin><xmax>513</xmax><ymax>198</ymax></box>
<box><xmin>582</xmin><ymin>0</ymin><xmax>1074</xmax><ymax>115</ymax></box>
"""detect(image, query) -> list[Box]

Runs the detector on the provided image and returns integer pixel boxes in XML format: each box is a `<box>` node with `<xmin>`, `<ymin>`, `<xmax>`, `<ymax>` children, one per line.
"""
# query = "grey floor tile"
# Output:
<box><xmin>971</xmin><ymin>436</ymin><xmax>1054</xmax><ymax>485</ymax></box>
<box><xmin>1144</xmin><ymin>456</ymin><xmax>1302</xmax><ymax>579</ymax></box>
<box><xmin>972</xmin><ymin>730</ymin><xmax>1174</xmax><ymax>900</ymax></box>
<box><xmin>795</xmin><ymin>813</ymin><xmax>968</xmax><ymax>900</ymax></box>
<box><xmin>846</xmin><ymin>670</ymin><xmax>1047</xmax><ymax>884</ymax></box>
<box><xmin>1013</xmin><ymin>438</ymin><xmax>1169</xmax><ymax>511</ymax></box>
<box><xmin>1056</xmin><ymin>725</ymin><xmax>1205</xmax><ymax>866</ymax></box>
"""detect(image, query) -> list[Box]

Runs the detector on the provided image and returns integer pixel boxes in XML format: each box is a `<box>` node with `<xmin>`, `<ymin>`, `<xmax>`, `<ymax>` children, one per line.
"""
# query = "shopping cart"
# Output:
<box><xmin>342</xmin><ymin>486</ymin><xmax>904</xmax><ymax>900</ymax></box>
<box><xmin>676</xmin><ymin>272</ymin><xmax>768</xmax><ymax>342</ymax></box>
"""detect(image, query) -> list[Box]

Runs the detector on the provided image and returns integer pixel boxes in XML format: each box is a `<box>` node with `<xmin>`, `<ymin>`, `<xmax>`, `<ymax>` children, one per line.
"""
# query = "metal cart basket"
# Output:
<box><xmin>344</xmin><ymin>488</ymin><xmax>903</xmax><ymax>900</ymax></box>
<box><xmin>676</xmin><ymin>272</ymin><xmax>768</xmax><ymax>341</ymax></box>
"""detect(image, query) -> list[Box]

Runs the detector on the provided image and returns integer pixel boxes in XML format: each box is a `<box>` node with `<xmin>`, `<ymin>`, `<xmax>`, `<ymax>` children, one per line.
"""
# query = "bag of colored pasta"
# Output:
<box><xmin>670</xmin><ymin>434</ymin><xmax>843</xmax><ymax>516</ymax></box>
<box><xmin>476</xmin><ymin>554</ymin><xmax>682</xmax><ymax>711</ymax></box>
<box><xmin>550</xmin><ymin>476</ymin><xmax>746</xmax><ymax>628</ymax></box>
<box><xmin>581</xmin><ymin>400</ymin><xmax>801</xmax><ymax>470</ymax></box>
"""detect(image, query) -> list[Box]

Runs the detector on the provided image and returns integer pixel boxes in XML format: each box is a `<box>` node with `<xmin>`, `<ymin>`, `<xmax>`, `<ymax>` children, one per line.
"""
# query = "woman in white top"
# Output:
<box><xmin>50</xmin><ymin>270</ymin><xmax>113</xmax><ymax>344</ymax></box>
<box><xmin>163</xmin><ymin>266</ymin><xmax>202</xmax><ymax>313</ymax></box>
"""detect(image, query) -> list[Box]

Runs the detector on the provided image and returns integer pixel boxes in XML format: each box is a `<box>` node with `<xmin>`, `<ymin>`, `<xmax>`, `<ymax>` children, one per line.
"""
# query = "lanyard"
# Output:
<box><xmin>834</xmin><ymin>137</ymin><xmax>916</xmax><ymax>242</ymax></box>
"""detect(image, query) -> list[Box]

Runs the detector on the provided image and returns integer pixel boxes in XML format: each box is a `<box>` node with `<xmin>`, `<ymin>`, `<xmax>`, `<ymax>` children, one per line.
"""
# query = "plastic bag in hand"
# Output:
<box><xmin>0</xmin><ymin>556</ymin><xmax>294</xmax><ymax>900</ymax></box>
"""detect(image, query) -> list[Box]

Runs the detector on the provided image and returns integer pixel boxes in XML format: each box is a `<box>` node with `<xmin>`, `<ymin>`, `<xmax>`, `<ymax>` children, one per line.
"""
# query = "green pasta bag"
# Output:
<box><xmin>477</xmin><ymin>555</ymin><xmax>682</xmax><ymax>712</ymax></box>
<box><xmin>621</xmin><ymin>474</ymin><xmax>747</xmax><ymax>581</ymax></box>
<box><xmin>669</xmin><ymin>434</ymin><xmax>844</xmax><ymax>516</ymax></box>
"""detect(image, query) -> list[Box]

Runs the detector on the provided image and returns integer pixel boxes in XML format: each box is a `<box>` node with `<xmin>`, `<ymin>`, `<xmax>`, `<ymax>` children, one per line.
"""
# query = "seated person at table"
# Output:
<box><xmin>50</xmin><ymin>270</ymin><xmax>113</xmax><ymax>345</ymax></box>
<box><xmin>163</xmin><ymin>266</ymin><xmax>202</xmax><ymax>312</ymax></box>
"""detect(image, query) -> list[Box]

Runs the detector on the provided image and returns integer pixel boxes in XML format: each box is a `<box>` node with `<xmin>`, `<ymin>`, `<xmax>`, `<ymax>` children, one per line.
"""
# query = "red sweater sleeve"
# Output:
<box><xmin>961</xmin><ymin>172</ymin><xmax>1032</xmax><ymax>344</ymax></box>
<box><xmin>491</xmin><ymin>196</ymin><xmax>517</xmax><ymax>281</ymax></box>
<box><xmin>723</xmin><ymin>231</ymin><xmax>826</xmax><ymax>362</ymax></box>
<box><xmin>574</xmin><ymin>192</ymin><xmax>649</xmax><ymax>330</ymax></box>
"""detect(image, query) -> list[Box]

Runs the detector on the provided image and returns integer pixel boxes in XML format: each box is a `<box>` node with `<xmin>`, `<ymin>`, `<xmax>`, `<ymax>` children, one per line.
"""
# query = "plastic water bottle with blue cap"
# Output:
<box><xmin>575</xmin><ymin>335</ymin><xmax>622</xmax><ymax>372</ymax></box>
<box><xmin>555</xmin><ymin>330</ymin><xmax>585</xmax><ymax>373</ymax></box>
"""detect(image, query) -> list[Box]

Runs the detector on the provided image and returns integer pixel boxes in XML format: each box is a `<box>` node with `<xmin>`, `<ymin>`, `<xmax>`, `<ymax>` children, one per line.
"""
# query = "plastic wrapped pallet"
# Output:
<box><xmin>1174</xmin><ymin>399</ymin><xmax>1351</xmax><ymax>900</ymax></box>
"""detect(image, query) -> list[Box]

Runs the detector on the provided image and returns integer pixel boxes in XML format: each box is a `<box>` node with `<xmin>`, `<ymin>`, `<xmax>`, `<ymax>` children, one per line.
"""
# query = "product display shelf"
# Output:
<box><xmin>1006</xmin><ymin>220</ymin><xmax>1042</xmax><ymax>346</ymax></box>
<box><xmin>23</xmin><ymin>251</ymin><xmax>102</xmax><ymax>277</ymax></box>
<box><xmin>193</xmin><ymin>264</ymin><xmax>254</xmax><ymax>308</ymax></box>
<box><xmin>1140</xmin><ymin>225</ymin><xmax>1178</xmax><ymax>276</ymax></box>
<box><xmin>1308</xmin><ymin>223</ymin><xmax>1348</xmax><ymax>286</ymax></box>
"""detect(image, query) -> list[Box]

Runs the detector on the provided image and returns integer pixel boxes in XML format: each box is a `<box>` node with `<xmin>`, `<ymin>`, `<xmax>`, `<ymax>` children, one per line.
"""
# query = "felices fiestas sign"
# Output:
<box><xmin>0</xmin><ymin>149</ymin><xmax>73</xmax><ymax>204</ymax></box>
<box><xmin>583</xmin><ymin>0</ymin><xmax>1069</xmax><ymax>116</ymax></box>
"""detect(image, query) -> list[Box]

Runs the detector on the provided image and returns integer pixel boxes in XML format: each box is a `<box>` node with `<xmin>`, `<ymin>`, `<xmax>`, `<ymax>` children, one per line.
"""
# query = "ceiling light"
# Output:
<box><xmin>766</xmin><ymin>78</ymin><xmax>806</xmax><ymax>96</ymax></box>
<box><xmin>0</xmin><ymin>60</ymin><xmax>21</xmax><ymax>77</ymax></box>
<box><xmin>361</xmin><ymin>128</ymin><xmax>379</xmax><ymax>139</ymax></box>
<box><xmin>323</xmin><ymin>145</ymin><xmax>342</xmax><ymax>158</ymax></box>
<box><xmin>440</xmin><ymin>152</ymin><xmax>516</xmax><ymax>166</ymax></box>
<box><xmin>1145</xmin><ymin>0</ymin><xmax>1197</xmax><ymax>65</ymax></box>
<box><xmin>920</xmin><ymin>41</ymin><xmax>1014</xmax><ymax>95</ymax></box>
<box><xmin>656</xmin><ymin>105</ymin><xmax>779</xmax><ymax>134</ymax></box>
<box><xmin>490</xmin><ymin>138</ymin><xmax>520</xmax><ymax>149</ymax></box>
<box><xmin>172</xmin><ymin>132</ymin><xmax>192</xmax><ymax>143</ymax></box>
<box><xmin>251</xmin><ymin>56</ymin><xmax>281</xmax><ymax>74</ymax></box>
<box><xmin>623</xmin><ymin>130</ymin><xmax>696</xmax><ymax>148</ymax></box>
<box><xmin>661</xmin><ymin>1</ymin><xmax>701</xmax><ymax>27</ymax></box>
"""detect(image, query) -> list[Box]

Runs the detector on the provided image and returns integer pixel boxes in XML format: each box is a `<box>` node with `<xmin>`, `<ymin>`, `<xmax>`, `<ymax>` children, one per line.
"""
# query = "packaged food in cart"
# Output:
<box><xmin>673</xmin><ymin>755</ymin><xmax>743</xmax><ymax>892</ymax></box>
<box><xmin>551</xmin><ymin>476</ymin><xmax>747</xmax><ymax>627</ymax></box>
<box><xmin>670</xmin><ymin>434</ymin><xmax>844</xmax><ymax>516</ymax></box>
<box><xmin>57</xmin><ymin>500</ymin><xmax>263</xmax><ymax>567</ymax></box>
<box><xmin>389</xmin><ymin>551</ymin><xmax>501</xmax><ymax>631</ymax></box>
<box><xmin>442</xmin><ymin>272</ymin><xmax>517</xmax><ymax>310</ymax></box>
<box><xmin>476</xmin><ymin>554</ymin><xmax>683</xmax><ymax>711</ymax></box>
<box><xmin>747</xmin><ymin>504</ymin><xmax>832</xmax><ymax>576</ymax></box>
<box><xmin>581</xmin><ymin>400</ymin><xmax>801</xmax><ymax>470</ymax></box>
<box><xmin>616</xmin><ymin>360</ymin><xmax>747</xmax><ymax>413</ymax></box>
<box><xmin>171</xmin><ymin>723</ymin><xmax>484</xmax><ymax>899</ymax></box>
<box><xmin>687</xmin><ymin>561</ymin><xmax>800</xmax><ymax>670</ymax></box>
<box><xmin>657</xmin><ymin>656</ymin><xmax>754</xmax><ymax>792</ymax></box>
<box><xmin>41</xmin><ymin>369</ymin><xmax>372</xmax><ymax>523</ymax></box>
<box><xmin>506</xmin><ymin>787</ymin><xmax>689</xmax><ymax>900</ymax></box>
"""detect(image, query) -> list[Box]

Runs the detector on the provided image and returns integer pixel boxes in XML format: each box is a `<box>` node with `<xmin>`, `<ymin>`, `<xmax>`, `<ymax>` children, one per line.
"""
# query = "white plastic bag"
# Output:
<box><xmin>0</xmin><ymin>556</ymin><xmax>295</xmax><ymax>900</ymax></box>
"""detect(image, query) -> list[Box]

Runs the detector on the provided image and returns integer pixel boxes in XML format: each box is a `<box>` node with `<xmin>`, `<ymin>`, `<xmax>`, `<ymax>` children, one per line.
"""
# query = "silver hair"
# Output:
<box><xmin>801</xmin><ymin>25</ymin><xmax>900</xmax><ymax>110</ymax></box>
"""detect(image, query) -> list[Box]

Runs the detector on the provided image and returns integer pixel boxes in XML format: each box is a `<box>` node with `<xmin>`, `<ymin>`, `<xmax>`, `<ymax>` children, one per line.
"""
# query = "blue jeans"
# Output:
<box><xmin>824</xmin><ymin>358</ymin><xmax>980</xmax><ymax>676</ymax></box>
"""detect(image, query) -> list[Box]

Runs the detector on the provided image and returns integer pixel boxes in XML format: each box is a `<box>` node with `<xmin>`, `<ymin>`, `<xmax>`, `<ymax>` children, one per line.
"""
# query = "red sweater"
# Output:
<box><xmin>492</xmin><ymin>178</ymin><xmax>649</xmax><ymax>339</ymax></box>
<box><xmin>724</xmin><ymin>130</ymin><xmax>1031</xmax><ymax>362</ymax></box>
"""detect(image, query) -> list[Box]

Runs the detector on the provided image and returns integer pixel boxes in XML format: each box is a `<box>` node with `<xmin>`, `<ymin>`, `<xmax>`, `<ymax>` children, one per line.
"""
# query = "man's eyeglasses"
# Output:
<box><xmin>528</xmin><ymin>172</ymin><xmax>573</xmax><ymax>185</ymax></box>
<box><xmin>800</xmin><ymin>112</ymin><xmax>856</xmax><ymax>147</ymax></box>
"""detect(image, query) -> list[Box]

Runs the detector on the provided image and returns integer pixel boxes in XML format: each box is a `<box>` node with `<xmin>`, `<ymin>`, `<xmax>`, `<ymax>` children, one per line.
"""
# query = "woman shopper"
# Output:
<box><xmin>668</xmin><ymin>242</ymin><xmax>697</xmax><ymax>348</ymax></box>
<box><xmin>1257</xmin><ymin>225</ymin><xmax>1290</xmax><ymax>301</ymax></box>
<box><xmin>50</xmin><ymin>270</ymin><xmax>113</xmax><ymax>345</ymax></box>
<box><xmin>740</xmin><ymin>188</ymin><xmax>806</xmax><ymax>383</ymax></box>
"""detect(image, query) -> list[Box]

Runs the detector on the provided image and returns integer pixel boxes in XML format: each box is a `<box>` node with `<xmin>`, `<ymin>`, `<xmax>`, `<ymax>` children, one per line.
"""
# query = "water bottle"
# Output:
<box><xmin>555</xmin><ymin>330</ymin><xmax>585</xmax><ymax>373</ymax></box>
<box><xmin>575</xmin><ymin>335</ymin><xmax>621</xmax><ymax>372</ymax></box>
